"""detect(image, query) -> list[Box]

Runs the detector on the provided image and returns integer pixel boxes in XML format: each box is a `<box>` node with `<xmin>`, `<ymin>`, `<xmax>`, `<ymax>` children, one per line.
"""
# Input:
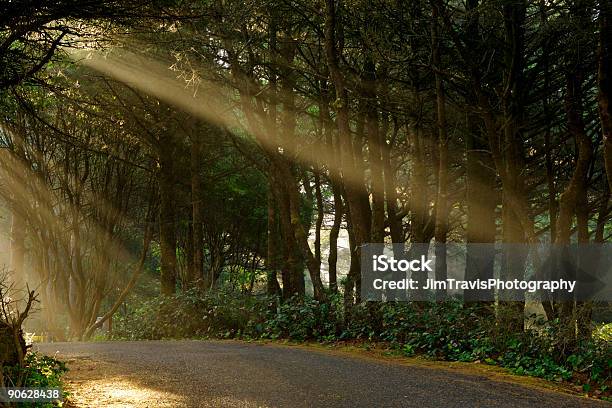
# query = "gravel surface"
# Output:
<box><xmin>35</xmin><ymin>340</ymin><xmax>609</xmax><ymax>408</ymax></box>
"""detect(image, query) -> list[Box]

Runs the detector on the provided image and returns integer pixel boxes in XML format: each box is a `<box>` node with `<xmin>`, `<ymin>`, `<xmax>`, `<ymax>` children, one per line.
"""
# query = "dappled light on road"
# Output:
<box><xmin>62</xmin><ymin>358</ymin><xmax>186</xmax><ymax>407</ymax></box>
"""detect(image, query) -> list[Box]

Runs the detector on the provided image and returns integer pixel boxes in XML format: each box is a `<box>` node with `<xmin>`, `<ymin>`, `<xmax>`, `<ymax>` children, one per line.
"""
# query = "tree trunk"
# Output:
<box><xmin>285</xmin><ymin>170</ymin><xmax>326</xmax><ymax>301</ymax></box>
<box><xmin>191</xmin><ymin>128</ymin><xmax>204</xmax><ymax>286</ymax></box>
<box><xmin>540</xmin><ymin>0</ymin><xmax>558</xmax><ymax>239</ymax></box>
<box><xmin>0</xmin><ymin>290</ymin><xmax>34</xmax><ymax>370</ymax></box>
<box><xmin>598</xmin><ymin>0</ymin><xmax>612</xmax><ymax>192</ymax></box>
<box><xmin>324</xmin><ymin>0</ymin><xmax>371</xmax><ymax>310</ymax></box>
<box><xmin>9</xmin><ymin>211</ymin><xmax>26</xmax><ymax>291</ymax></box>
<box><xmin>328</xmin><ymin>184</ymin><xmax>343</xmax><ymax>293</ymax></box>
<box><xmin>158</xmin><ymin>134</ymin><xmax>177</xmax><ymax>296</ymax></box>
<box><xmin>463</xmin><ymin>0</ymin><xmax>499</xmax><ymax>308</ymax></box>
<box><xmin>321</xmin><ymin>79</ymin><xmax>341</xmax><ymax>294</ymax></box>
<box><xmin>382</xmin><ymin>118</ymin><xmax>403</xmax><ymax>250</ymax></box>
<box><xmin>556</xmin><ymin>73</ymin><xmax>593</xmax><ymax>245</ymax></box>
<box><xmin>464</xmin><ymin>119</ymin><xmax>497</xmax><ymax>303</ymax></box>
<box><xmin>432</xmin><ymin>0</ymin><xmax>449</xmax><ymax>301</ymax></box>
<box><xmin>266</xmin><ymin>187</ymin><xmax>282</xmax><ymax>296</ymax></box>
<box><xmin>0</xmin><ymin>321</ymin><xmax>26</xmax><ymax>368</ymax></box>
<box><xmin>550</xmin><ymin>69</ymin><xmax>593</xmax><ymax>336</ymax></box>
<box><xmin>409</xmin><ymin>125</ymin><xmax>433</xmax><ymax>296</ymax></box>
<box><xmin>362</xmin><ymin>57</ymin><xmax>385</xmax><ymax>243</ymax></box>
<box><xmin>499</xmin><ymin>0</ymin><xmax>528</xmax><ymax>332</ymax></box>
<box><xmin>275</xmin><ymin>179</ymin><xmax>305</xmax><ymax>299</ymax></box>
<box><xmin>595</xmin><ymin>185</ymin><xmax>610</xmax><ymax>243</ymax></box>
<box><xmin>345</xmin><ymin>213</ymin><xmax>361</xmax><ymax>310</ymax></box>
<box><xmin>83</xmin><ymin>215</ymin><xmax>153</xmax><ymax>340</ymax></box>
<box><xmin>314</xmin><ymin>171</ymin><xmax>324</xmax><ymax>265</ymax></box>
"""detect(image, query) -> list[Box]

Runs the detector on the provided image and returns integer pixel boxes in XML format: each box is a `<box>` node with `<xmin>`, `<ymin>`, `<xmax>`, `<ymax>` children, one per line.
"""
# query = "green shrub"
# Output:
<box><xmin>262</xmin><ymin>294</ymin><xmax>342</xmax><ymax>341</ymax></box>
<box><xmin>1</xmin><ymin>352</ymin><xmax>68</xmax><ymax>407</ymax></box>
<box><xmin>113</xmin><ymin>287</ymin><xmax>271</xmax><ymax>340</ymax></box>
<box><xmin>113</xmin><ymin>291</ymin><xmax>611</xmax><ymax>395</ymax></box>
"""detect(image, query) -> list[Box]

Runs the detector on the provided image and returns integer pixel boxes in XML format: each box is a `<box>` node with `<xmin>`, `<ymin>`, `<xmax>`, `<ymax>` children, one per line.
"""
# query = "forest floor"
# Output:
<box><xmin>35</xmin><ymin>340</ymin><xmax>609</xmax><ymax>408</ymax></box>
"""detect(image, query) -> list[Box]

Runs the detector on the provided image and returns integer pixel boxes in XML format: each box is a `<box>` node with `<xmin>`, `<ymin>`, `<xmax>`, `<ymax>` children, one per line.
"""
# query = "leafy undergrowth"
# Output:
<box><xmin>2</xmin><ymin>352</ymin><xmax>68</xmax><ymax>407</ymax></box>
<box><xmin>111</xmin><ymin>288</ymin><xmax>611</xmax><ymax>400</ymax></box>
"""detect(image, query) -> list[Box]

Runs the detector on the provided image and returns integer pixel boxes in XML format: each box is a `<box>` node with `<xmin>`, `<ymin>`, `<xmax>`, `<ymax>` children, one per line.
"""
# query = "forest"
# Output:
<box><xmin>0</xmin><ymin>0</ymin><xmax>611</xmax><ymax>405</ymax></box>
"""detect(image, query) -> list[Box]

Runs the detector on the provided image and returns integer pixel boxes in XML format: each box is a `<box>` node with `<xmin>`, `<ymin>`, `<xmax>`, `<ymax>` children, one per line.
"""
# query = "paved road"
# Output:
<box><xmin>36</xmin><ymin>341</ymin><xmax>608</xmax><ymax>408</ymax></box>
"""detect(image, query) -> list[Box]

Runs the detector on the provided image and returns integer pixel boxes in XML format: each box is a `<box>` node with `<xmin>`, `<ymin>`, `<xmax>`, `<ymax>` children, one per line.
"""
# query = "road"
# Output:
<box><xmin>36</xmin><ymin>341</ymin><xmax>608</xmax><ymax>408</ymax></box>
